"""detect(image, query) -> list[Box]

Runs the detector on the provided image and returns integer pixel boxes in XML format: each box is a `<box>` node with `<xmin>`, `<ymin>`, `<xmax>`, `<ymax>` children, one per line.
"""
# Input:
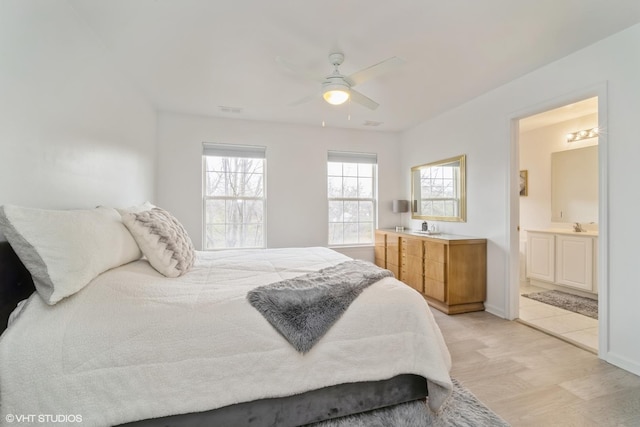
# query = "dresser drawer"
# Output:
<box><xmin>401</xmin><ymin>265</ymin><xmax>424</xmax><ymax>293</ymax></box>
<box><xmin>425</xmin><ymin>260</ymin><xmax>446</xmax><ymax>282</ymax></box>
<box><xmin>424</xmin><ymin>241</ymin><xmax>446</xmax><ymax>263</ymax></box>
<box><xmin>401</xmin><ymin>238</ymin><xmax>423</xmax><ymax>258</ymax></box>
<box><xmin>387</xmin><ymin>247</ymin><xmax>400</xmax><ymax>267</ymax></box>
<box><xmin>425</xmin><ymin>278</ymin><xmax>446</xmax><ymax>302</ymax></box>
<box><xmin>387</xmin><ymin>263</ymin><xmax>400</xmax><ymax>279</ymax></box>
<box><xmin>374</xmin><ymin>245</ymin><xmax>386</xmax><ymax>267</ymax></box>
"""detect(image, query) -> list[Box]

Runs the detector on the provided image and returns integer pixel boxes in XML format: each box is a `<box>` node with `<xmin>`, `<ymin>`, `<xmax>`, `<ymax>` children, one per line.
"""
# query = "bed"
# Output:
<box><xmin>0</xmin><ymin>205</ymin><xmax>452</xmax><ymax>427</ymax></box>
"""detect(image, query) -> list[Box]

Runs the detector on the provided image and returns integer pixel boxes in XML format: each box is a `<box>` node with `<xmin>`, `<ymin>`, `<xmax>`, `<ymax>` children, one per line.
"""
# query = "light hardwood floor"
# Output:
<box><xmin>432</xmin><ymin>309</ymin><xmax>640</xmax><ymax>426</ymax></box>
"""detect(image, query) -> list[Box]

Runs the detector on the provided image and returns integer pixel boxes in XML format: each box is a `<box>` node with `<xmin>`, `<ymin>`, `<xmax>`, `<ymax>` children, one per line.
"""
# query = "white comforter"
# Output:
<box><xmin>0</xmin><ymin>247</ymin><xmax>452</xmax><ymax>427</ymax></box>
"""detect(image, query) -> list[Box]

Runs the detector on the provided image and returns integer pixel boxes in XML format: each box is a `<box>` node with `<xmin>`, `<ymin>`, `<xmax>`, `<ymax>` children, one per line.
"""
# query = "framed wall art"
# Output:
<box><xmin>519</xmin><ymin>170</ymin><xmax>528</xmax><ymax>197</ymax></box>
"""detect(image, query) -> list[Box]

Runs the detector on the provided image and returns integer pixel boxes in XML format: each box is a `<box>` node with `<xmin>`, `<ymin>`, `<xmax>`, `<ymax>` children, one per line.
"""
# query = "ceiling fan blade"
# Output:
<box><xmin>288</xmin><ymin>93</ymin><xmax>319</xmax><ymax>107</ymax></box>
<box><xmin>276</xmin><ymin>56</ymin><xmax>325</xmax><ymax>83</ymax></box>
<box><xmin>349</xmin><ymin>89</ymin><xmax>379</xmax><ymax>110</ymax></box>
<box><xmin>347</xmin><ymin>56</ymin><xmax>406</xmax><ymax>86</ymax></box>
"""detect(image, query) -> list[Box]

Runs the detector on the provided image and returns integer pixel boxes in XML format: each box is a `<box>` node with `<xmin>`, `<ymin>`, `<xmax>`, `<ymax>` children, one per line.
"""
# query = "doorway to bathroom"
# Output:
<box><xmin>516</xmin><ymin>96</ymin><xmax>600</xmax><ymax>354</ymax></box>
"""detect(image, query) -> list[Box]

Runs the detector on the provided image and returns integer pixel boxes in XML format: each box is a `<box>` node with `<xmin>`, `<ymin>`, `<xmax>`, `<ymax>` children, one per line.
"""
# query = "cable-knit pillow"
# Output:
<box><xmin>115</xmin><ymin>201</ymin><xmax>156</xmax><ymax>216</ymax></box>
<box><xmin>122</xmin><ymin>208</ymin><xmax>195</xmax><ymax>278</ymax></box>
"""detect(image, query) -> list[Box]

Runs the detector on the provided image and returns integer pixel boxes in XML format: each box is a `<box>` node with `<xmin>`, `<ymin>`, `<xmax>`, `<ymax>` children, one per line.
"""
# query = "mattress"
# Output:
<box><xmin>0</xmin><ymin>247</ymin><xmax>452</xmax><ymax>426</ymax></box>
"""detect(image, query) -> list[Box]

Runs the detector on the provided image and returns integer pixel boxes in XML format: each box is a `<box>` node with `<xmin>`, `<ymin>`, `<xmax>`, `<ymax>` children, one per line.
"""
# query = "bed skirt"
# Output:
<box><xmin>118</xmin><ymin>374</ymin><xmax>428</xmax><ymax>427</ymax></box>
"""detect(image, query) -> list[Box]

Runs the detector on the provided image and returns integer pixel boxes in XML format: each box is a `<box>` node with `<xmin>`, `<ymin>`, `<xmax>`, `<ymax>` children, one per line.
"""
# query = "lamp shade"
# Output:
<box><xmin>392</xmin><ymin>200</ymin><xmax>409</xmax><ymax>213</ymax></box>
<box><xmin>323</xmin><ymin>89</ymin><xmax>350</xmax><ymax>105</ymax></box>
<box><xmin>322</xmin><ymin>80</ymin><xmax>350</xmax><ymax>105</ymax></box>
<box><xmin>322</xmin><ymin>85</ymin><xmax>350</xmax><ymax>105</ymax></box>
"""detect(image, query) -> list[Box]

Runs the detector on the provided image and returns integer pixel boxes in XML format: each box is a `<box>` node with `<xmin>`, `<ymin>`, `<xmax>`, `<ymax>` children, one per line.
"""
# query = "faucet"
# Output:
<box><xmin>573</xmin><ymin>222</ymin><xmax>585</xmax><ymax>232</ymax></box>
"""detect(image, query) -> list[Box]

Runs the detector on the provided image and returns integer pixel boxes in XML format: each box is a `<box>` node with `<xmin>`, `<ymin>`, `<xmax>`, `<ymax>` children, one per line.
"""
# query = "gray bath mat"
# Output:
<box><xmin>522</xmin><ymin>290</ymin><xmax>598</xmax><ymax>319</ymax></box>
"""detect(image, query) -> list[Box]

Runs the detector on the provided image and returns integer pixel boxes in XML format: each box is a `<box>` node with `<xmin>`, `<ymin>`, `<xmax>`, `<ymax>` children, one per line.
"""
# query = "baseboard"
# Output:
<box><xmin>483</xmin><ymin>303</ymin><xmax>506</xmax><ymax>319</ymax></box>
<box><xmin>605</xmin><ymin>352</ymin><xmax>640</xmax><ymax>377</ymax></box>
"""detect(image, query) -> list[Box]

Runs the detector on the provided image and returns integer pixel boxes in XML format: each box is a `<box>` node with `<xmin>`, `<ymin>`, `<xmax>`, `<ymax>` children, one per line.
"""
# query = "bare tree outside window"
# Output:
<box><xmin>203</xmin><ymin>151</ymin><xmax>265</xmax><ymax>249</ymax></box>
<box><xmin>328</xmin><ymin>152</ymin><xmax>377</xmax><ymax>246</ymax></box>
<box><xmin>419</xmin><ymin>165</ymin><xmax>459</xmax><ymax>217</ymax></box>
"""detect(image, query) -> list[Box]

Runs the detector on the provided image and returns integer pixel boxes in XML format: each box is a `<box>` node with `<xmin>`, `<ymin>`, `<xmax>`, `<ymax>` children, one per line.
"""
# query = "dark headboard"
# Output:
<box><xmin>0</xmin><ymin>241</ymin><xmax>36</xmax><ymax>332</ymax></box>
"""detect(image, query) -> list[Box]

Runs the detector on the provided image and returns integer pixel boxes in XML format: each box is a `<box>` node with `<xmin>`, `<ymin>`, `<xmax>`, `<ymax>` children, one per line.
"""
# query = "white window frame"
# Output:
<box><xmin>202</xmin><ymin>143</ymin><xmax>266</xmax><ymax>250</ymax></box>
<box><xmin>327</xmin><ymin>150</ymin><xmax>378</xmax><ymax>246</ymax></box>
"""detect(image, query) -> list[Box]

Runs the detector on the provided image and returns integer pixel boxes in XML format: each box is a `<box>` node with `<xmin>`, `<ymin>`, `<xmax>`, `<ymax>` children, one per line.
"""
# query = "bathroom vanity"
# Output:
<box><xmin>526</xmin><ymin>229</ymin><xmax>598</xmax><ymax>295</ymax></box>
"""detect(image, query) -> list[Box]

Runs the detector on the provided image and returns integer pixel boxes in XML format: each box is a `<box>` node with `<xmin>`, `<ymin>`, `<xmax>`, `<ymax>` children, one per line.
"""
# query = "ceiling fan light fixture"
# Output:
<box><xmin>322</xmin><ymin>82</ymin><xmax>350</xmax><ymax>105</ymax></box>
<box><xmin>277</xmin><ymin>52</ymin><xmax>402</xmax><ymax>110</ymax></box>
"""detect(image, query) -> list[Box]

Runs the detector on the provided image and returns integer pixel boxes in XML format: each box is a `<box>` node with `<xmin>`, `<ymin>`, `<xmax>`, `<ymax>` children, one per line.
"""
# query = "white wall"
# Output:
<box><xmin>401</xmin><ymin>104</ymin><xmax>508</xmax><ymax>316</ymax></box>
<box><xmin>0</xmin><ymin>0</ymin><xmax>156</xmax><ymax>234</ymax></box>
<box><xmin>401</xmin><ymin>23</ymin><xmax>640</xmax><ymax>375</ymax></box>
<box><xmin>156</xmin><ymin>112</ymin><xmax>402</xmax><ymax>260</ymax></box>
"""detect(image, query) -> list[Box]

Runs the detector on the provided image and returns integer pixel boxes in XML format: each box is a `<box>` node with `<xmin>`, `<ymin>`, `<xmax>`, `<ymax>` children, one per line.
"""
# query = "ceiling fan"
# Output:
<box><xmin>276</xmin><ymin>52</ymin><xmax>405</xmax><ymax>110</ymax></box>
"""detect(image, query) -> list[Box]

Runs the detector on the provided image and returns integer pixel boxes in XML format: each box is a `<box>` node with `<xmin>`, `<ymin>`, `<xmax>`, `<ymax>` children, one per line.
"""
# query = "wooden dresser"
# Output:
<box><xmin>375</xmin><ymin>229</ymin><xmax>487</xmax><ymax>314</ymax></box>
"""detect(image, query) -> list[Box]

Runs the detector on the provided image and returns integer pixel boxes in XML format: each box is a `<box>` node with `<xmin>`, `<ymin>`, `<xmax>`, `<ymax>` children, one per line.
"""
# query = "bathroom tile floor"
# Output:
<box><xmin>518</xmin><ymin>282</ymin><xmax>598</xmax><ymax>353</ymax></box>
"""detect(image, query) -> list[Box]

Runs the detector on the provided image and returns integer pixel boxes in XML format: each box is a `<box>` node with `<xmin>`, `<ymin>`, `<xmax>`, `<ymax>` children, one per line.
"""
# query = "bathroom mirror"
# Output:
<box><xmin>551</xmin><ymin>145</ymin><xmax>598</xmax><ymax>223</ymax></box>
<box><xmin>411</xmin><ymin>154</ymin><xmax>466</xmax><ymax>222</ymax></box>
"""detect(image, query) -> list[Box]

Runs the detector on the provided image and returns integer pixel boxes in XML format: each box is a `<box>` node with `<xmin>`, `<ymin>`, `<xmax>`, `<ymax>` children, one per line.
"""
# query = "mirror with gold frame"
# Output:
<box><xmin>411</xmin><ymin>154</ymin><xmax>466</xmax><ymax>222</ymax></box>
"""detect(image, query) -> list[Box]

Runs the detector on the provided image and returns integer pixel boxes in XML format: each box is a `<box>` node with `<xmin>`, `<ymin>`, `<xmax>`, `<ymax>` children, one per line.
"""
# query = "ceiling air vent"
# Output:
<box><xmin>363</xmin><ymin>120</ymin><xmax>383</xmax><ymax>127</ymax></box>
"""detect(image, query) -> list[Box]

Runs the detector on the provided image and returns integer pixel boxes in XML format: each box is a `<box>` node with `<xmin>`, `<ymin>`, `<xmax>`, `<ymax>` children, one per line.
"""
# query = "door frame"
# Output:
<box><xmin>506</xmin><ymin>82</ymin><xmax>609</xmax><ymax>358</ymax></box>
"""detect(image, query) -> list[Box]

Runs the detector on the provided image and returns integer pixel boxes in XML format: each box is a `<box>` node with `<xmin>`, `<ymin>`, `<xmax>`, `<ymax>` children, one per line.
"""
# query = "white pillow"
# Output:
<box><xmin>115</xmin><ymin>201</ymin><xmax>156</xmax><ymax>216</ymax></box>
<box><xmin>122</xmin><ymin>208</ymin><xmax>195</xmax><ymax>278</ymax></box>
<box><xmin>0</xmin><ymin>205</ymin><xmax>142</xmax><ymax>305</ymax></box>
<box><xmin>8</xmin><ymin>299</ymin><xmax>28</xmax><ymax>327</ymax></box>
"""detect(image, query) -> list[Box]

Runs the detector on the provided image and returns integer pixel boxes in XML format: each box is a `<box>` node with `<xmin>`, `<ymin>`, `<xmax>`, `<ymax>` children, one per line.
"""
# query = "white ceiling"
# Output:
<box><xmin>519</xmin><ymin>97</ymin><xmax>598</xmax><ymax>132</ymax></box>
<box><xmin>67</xmin><ymin>0</ymin><xmax>640</xmax><ymax>132</ymax></box>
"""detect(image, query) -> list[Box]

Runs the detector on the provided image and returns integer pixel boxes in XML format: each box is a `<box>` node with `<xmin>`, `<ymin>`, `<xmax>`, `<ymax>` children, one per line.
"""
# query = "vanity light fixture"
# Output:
<box><xmin>566</xmin><ymin>127</ymin><xmax>599</xmax><ymax>143</ymax></box>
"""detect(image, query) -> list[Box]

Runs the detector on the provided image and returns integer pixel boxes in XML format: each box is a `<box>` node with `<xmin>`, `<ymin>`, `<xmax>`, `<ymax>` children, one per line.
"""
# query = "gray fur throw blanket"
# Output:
<box><xmin>247</xmin><ymin>260</ymin><xmax>393</xmax><ymax>353</ymax></box>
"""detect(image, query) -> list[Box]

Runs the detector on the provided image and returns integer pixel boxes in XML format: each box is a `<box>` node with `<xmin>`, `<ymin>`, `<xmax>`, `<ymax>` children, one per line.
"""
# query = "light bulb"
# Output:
<box><xmin>323</xmin><ymin>89</ymin><xmax>350</xmax><ymax>105</ymax></box>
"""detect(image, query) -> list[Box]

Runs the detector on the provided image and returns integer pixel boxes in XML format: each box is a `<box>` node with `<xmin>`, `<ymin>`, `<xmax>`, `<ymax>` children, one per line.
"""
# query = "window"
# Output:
<box><xmin>327</xmin><ymin>151</ymin><xmax>377</xmax><ymax>246</ymax></box>
<box><xmin>203</xmin><ymin>143</ymin><xmax>266</xmax><ymax>249</ymax></box>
